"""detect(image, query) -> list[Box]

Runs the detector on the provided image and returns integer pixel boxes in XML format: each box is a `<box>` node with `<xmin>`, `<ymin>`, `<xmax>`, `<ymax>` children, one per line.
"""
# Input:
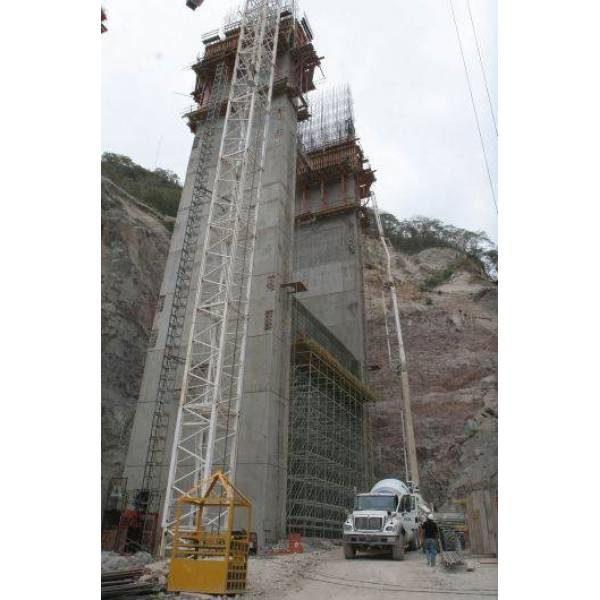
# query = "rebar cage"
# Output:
<box><xmin>297</xmin><ymin>84</ymin><xmax>355</xmax><ymax>152</ymax></box>
<box><xmin>286</xmin><ymin>299</ymin><xmax>375</xmax><ymax>538</ymax></box>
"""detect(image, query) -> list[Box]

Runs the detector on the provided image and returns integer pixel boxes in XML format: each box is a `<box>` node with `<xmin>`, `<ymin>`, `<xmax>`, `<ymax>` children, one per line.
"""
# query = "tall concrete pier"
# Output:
<box><xmin>121</xmin><ymin>10</ymin><xmax>321</xmax><ymax>547</ymax></box>
<box><xmin>293</xmin><ymin>90</ymin><xmax>376</xmax><ymax>377</ymax></box>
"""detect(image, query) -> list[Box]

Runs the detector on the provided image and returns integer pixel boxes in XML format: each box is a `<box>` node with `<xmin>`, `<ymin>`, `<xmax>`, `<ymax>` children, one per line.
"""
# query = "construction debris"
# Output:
<box><xmin>101</xmin><ymin>550</ymin><xmax>154</xmax><ymax>573</ymax></box>
<box><xmin>139</xmin><ymin>559</ymin><xmax>170</xmax><ymax>586</ymax></box>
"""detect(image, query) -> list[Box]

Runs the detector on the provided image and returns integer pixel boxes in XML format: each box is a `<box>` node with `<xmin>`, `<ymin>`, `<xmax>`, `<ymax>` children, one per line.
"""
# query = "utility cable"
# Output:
<box><xmin>300</xmin><ymin>571</ymin><xmax>498</xmax><ymax>596</ymax></box>
<box><xmin>311</xmin><ymin>568</ymin><xmax>498</xmax><ymax>593</ymax></box>
<box><xmin>466</xmin><ymin>0</ymin><xmax>498</xmax><ymax>136</ymax></box>
<box><xmin>449</xmin><ymin>0</ymin><xmax>498</xmax><ymax>213</ymax></box>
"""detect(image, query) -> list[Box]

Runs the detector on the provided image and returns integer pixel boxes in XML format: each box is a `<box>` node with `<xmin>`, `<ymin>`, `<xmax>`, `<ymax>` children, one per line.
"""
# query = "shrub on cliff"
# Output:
<box><xmin>379</xmin><ymin>213</ymin><xmax>497</xmax><ymax>279</ymax></box>
<box><xmin>101</xmin><ymin>153</ymin><xmax>182</xmax><ymax>218</ymax></box>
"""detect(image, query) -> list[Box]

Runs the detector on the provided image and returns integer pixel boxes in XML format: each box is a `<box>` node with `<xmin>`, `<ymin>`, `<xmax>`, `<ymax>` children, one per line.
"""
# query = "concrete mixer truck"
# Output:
<box><xmin>342</xmin><ymin>479</ymin><xmax>431</xmax><ymax>560</ymax></box>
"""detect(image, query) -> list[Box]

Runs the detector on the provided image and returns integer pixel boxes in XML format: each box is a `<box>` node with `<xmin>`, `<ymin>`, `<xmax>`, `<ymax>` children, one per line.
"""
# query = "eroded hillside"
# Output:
<box><xmin>362</xmin><ymin>232</ymin><xmax>497</xmax><ymax>508</ymax></box>
<box><xmin>101</xmin><ymin>177</ymin><xmax>171</xmax><ymax>507</ymax></box>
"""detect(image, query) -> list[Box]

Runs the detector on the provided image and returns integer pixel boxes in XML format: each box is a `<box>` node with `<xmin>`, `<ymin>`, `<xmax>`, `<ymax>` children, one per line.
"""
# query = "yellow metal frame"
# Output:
<box><xmin>167</xmin><ymin>471</ymin><xmax>252</xmax><ymax>595</ymax></box>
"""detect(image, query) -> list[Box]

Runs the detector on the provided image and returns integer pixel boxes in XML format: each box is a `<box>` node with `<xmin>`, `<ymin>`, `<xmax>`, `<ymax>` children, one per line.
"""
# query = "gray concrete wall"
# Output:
<box><xmin>234</xmin><ymin>92</ymin><xmax>297</xmax><ymax>544</ymax></box>
<box><xmin>292</xmin><ymin>191</ymin><xmax>367</xmax><ymax>377</ymax></box>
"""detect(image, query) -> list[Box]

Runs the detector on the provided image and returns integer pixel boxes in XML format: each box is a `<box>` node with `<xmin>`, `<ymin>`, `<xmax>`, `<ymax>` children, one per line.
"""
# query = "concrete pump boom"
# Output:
<box><xmin>371</xmin><ymin>195</ymin><xmax>420</xmax><ymax>487</ymax></box>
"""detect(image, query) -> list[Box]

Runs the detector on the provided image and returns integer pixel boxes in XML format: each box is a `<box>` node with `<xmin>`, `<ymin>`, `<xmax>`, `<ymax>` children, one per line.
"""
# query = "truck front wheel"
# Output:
<box><xmin>392</xmin><ymin>534</ymin><xmax>405</xmax><ymax>561</ymax></box>
<box><xmin>410</xmin><ymin>531</ymin><xmax>420</xmax><ymax>551</ymax></box>
<box><xmin>343</xmin><ymin>543</ymin><xmax>356</xmax><ymax>559</ymax></box>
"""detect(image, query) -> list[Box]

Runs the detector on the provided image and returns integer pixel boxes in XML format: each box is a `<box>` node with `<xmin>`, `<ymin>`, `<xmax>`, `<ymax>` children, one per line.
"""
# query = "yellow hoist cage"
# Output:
<box><xmin>167</xmin><ymin>471</ymin><xmax>252</xmax><ymax>595</ymax></box>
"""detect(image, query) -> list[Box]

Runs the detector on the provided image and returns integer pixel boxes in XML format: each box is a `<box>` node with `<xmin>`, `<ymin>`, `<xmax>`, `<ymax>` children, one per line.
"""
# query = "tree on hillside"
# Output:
<box><xmin>378</xmin><ymin>213</ymin><xmax>498</xmax><ymax>280</ymax></box>
<box><xmin>101</xmin><ymin>153</ymin><xmax>182</xmax><ymax>218</ymax></box>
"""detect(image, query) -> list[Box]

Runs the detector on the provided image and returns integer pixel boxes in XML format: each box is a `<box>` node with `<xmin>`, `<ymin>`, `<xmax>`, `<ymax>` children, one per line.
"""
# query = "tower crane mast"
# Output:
<box><xmin>161</xmin><ymin>0</ymin><xmax>283</xmax><ymax>553</ymax></box>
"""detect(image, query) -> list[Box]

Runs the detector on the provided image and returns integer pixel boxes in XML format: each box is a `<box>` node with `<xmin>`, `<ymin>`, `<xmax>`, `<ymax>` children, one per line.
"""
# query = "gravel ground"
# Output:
<box><xmin>246</xmin><ymin>549</ymin><xmax>330</xmax><ymax>597</ymax></box>
<box><xmin>103</xmin><ymin>544</ymin><xmax>497</xmax><ymax>599</ymax></box>
<box><xmin>101</xmin><ymin>544</ymin><xmax>333</xmax><ymax>599</ymax></box>
<box><xmin>269</xmin><ymin>547</ymin><xmax>498</xmax><ymax>600</ymax></box>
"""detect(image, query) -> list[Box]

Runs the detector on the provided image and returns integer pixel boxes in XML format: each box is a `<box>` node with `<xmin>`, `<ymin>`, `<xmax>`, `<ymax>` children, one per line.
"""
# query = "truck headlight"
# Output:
<box><xmin>384</xmin><ymin>521</ymin><xmax>398</xmax><ymax>532</ymax></box>
<box><xmin>343</xmin><ymin>520</ymin><xmax>353</xmax><ymax>532</ymax></box>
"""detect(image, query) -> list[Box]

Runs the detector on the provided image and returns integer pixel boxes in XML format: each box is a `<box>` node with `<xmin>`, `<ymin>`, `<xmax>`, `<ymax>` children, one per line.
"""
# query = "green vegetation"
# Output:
<box><xmin>420</xmin><ymin>263</ymin><xmax>460</xmax><ymax>291</ymax></box>
<box><xmin>378</xmin><ymin>213</ymin><xmax>498</xmax><ymax>279</ymax></box>
<box><xmin>101</xmin><ymin>153</ymin><xmax>182</xmax><ymax>218</ymax></box>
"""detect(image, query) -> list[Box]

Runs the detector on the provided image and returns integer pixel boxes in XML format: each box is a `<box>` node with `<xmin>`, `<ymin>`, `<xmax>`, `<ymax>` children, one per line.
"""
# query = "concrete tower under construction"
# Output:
<box><xmin>109</xmin><ymin>1</ymin><xmax>379</xmax><ymax>552</ymax></box>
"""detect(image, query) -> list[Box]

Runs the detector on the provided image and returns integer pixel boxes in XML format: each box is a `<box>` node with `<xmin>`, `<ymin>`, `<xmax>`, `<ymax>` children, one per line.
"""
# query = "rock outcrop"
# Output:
<box><xmin>362</xmin><ymin>232</ymin><xmax>497</xmax><ymax>508</ymax></box>
<box><xmin>101</xmin><ymin>177</ymin><xmax>171</xmax><ymax>508</ymax></box>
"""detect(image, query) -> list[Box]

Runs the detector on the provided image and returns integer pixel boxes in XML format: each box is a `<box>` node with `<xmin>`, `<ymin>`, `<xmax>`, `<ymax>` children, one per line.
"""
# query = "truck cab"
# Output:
<box><xmin>342</xmin><ymin>479</ymin><xmax>429</xmax><ymax>560</ymax></box>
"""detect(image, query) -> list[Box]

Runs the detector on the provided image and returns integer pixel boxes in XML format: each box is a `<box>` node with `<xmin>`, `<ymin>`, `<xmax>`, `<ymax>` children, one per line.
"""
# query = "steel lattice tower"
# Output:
<box><xmin>161</xmin><ymin>0</ymin><xmax>283</xmax><ymax>549</ymax></box>
<box><xmin>134</xmin><ymin>61</ymin><xmax>230</xmax><ymax>554</ymax></box>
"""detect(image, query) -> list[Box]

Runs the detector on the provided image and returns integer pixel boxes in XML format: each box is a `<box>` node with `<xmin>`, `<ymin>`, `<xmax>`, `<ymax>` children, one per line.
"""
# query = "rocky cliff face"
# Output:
<box><xmin>361</xmin><ymin>232</ymin><xmax>497</xmax><ymax>509</ymax></box>
<box><xmin>101</xmin><ymin>177</ymin><xmax>170</xmax><ymax>507</ymax></box>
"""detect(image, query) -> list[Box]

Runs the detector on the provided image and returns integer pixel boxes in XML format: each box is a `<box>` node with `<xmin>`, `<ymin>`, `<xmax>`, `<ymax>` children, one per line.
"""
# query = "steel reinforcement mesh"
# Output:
<box><xmin>287</xmin><ymin>301</ymin><xmax>374</xmax><ymax>538</ymax></box>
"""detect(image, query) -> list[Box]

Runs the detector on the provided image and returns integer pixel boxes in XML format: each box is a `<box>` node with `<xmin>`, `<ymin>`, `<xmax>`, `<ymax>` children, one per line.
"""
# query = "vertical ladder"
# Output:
<box><xmin>161</xmin><ymin>0</ymin><xmax>283</xmax><ymax>551</ymax></box>
<box><xmin>136</xmin><ymin>61</ymin><xmax>230</xmax><ymax>553</ymax></box>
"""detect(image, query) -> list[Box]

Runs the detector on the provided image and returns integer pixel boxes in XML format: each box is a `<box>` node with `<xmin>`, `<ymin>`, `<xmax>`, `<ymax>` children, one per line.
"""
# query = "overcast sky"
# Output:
<box><xmin>102</xmin><ymin>0</ymin><xmax>497</xmax><ymax>241</ymax></box>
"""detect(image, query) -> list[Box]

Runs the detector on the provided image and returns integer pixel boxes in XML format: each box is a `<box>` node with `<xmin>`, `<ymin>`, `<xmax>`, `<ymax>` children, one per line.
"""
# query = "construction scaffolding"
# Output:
<box><xmin>185</xmin><ymin>1</ymin><xmax>320</xmax><ymax>132</ymax></box>
<box><xmin>287</xmin><ymin>298</ymin><xmax>375</xmax><ymax>538</ymax></box>
<box><xmin>296</xmin><ymin>86</ymin><xmax>375</xmax><ymax>222</ymax></box>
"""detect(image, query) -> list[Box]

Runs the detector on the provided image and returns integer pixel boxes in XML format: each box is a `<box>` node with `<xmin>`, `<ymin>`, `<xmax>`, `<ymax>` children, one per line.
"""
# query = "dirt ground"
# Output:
<box><xmin>255</xmin><ymin>547</ymin><xmax>498</xmax><ymax>600</ymax></box>
<box><xmin>109</xmin><ymin>545</ymin><xmax>497</xmax><ymax>599</ymax></box>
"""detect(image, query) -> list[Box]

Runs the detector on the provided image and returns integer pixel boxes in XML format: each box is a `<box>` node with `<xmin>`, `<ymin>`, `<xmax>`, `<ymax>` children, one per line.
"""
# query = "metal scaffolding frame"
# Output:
<box><xmin>161</xmin><ymin>0</ymin><xmax>283</xmax><ymax>552</ymax></box>
<box><xmin>286</xmin><ymin>299</ymin><xmax>374</xmax><ymax>538</ymax></box>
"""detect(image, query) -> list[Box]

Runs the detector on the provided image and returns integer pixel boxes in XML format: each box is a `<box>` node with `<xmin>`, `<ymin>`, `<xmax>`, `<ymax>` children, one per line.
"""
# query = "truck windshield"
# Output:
<box><xmin>354</xmin><ymin>495</ymin><xmax>396</xmax><ymax>512</ymax></box>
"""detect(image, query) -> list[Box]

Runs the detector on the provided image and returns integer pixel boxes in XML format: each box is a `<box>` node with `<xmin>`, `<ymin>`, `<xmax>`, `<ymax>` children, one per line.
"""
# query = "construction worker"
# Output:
<box><xmin>420</xmin><ymin>513</ymin><xmax>439</xmax><ymax>567</ymax></box>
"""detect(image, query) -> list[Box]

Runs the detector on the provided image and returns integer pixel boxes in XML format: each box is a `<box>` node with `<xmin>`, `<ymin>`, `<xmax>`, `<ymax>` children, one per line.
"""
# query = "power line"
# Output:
<box><xmin>449</xmin><ymin>0</ymin><xmax>498</xmax><ymax>213</ymax></box>
<box><xmin>467</xmin><ymin>0</ymin><xmax>498</xmax><ymax>136</ymax></box>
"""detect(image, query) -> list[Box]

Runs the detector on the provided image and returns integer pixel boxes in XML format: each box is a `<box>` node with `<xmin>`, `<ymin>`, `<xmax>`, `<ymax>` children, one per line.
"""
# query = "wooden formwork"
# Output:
<box><xmin>466</xmin><ymin>490</ymin><xmax>498</xmax><ymax>556</ymax></box>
